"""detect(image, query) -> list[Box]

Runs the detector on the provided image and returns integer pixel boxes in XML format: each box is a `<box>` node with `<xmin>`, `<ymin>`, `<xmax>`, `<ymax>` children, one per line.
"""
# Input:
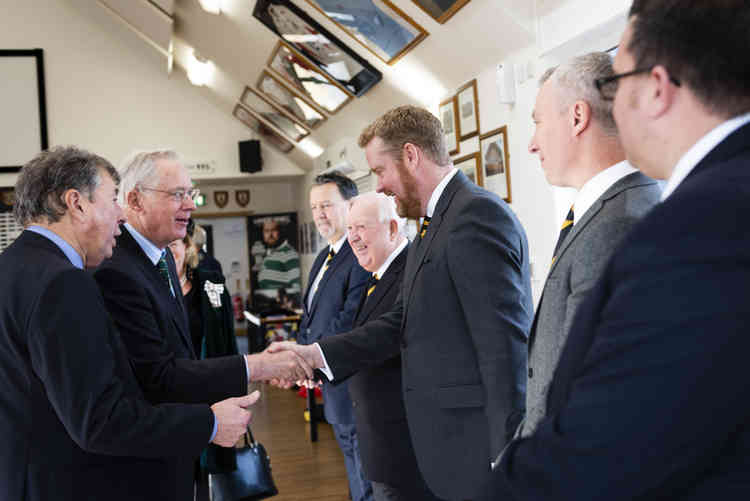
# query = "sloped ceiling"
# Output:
<box><xmin>88</xmin><ymin>0</ymin><xmax>537</xmax><ymax>174</ymax></box>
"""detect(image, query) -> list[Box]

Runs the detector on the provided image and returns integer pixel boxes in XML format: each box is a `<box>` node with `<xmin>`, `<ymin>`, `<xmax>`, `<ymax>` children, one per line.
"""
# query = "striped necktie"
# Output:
<box><xmin>157</xmin><ymin>252</ymin><xmax>175</xmax><ymax>297</ymax></box>
<box><xmin>311</xmin><ymin>248</ymin><xmax>335</xmax><ymax>300</ymax></box>
<box><xmin>322</xmin><ymin>248</ymin><xmax>335</xmax><ymax>274</ymax></box>
<box><xmin>551</xmin><ymin>205</ymin><xmax>575</xmax><ymax>265</ymax></box>
<box><xmin>419</xmin><ymin>216</ymin><xmax>432</xmax><ymax>239</ymax></box>
<box><xmin>366</xmin><ymin>273</ymin><xmax>379</xmax><ymax>297</ymax></box>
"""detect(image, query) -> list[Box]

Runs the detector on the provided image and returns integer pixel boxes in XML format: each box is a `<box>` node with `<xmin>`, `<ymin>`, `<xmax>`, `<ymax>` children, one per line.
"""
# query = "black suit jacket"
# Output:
<box><xmin>345</xmin><ymin>243</ymin><xmax>423</xmax><ymax>487</ymax></box>
<box><xmin>94</xmin><ymin>226</ymin><xmax>247</xmax><ymax>501</ymax></box>
<box><xmin>0</xmin><ymin>231</ymin><xmax>212</xmax><ymax>501</ymax></box>
<box><xmin>298</xmin><ymin>240</ymin><xmax>369</xmax><ymax>424</ymax></box>
<box><xmin>320</xmin><ymin>171</ymin><xmax>533</xmax><ymax>500</ymax></box>
<box><xmin>494</xmin><ymin>122</ymin><xmax>750</xmax><ymax>500</ymax></box>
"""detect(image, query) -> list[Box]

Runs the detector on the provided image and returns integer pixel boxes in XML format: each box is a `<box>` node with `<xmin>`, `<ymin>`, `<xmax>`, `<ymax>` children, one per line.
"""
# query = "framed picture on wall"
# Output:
<box><xmin>257</xmin><ymin>70</ymin><xmax>326</xmax><ymax>129</ymax></box>
<box><xmin>439</xmin><ymin>95</ymin><xmax>460</xmax><ymax>156</ymax></box>
<box><xmin>240</xmin><ymin>86</ymin><xmax>310</xmax><ymax>142</ymax></box>
<box><xmin>453</xmin><ymin>152</ymin><xmax>482</xmax><ymax>186</ymax></box>
<box><xmin>232</xmin><ymin>103</ymin><xmax>294</xmax><ymax>154</ymax></box>
<box><xmin>456</xmin><ymin>79</ymin><xmax>480</xmax><ymax>141</ymax></box>
<box><xmin>411</xmin><ymin>0</ymin><xmax>471</xmax><ymax>24</ymax></box>
<box><xmin>252</xmin><ymin>0</ymin><xmax>383</xmax><ymax>97</ymax></box>
<box><xmin>303</xmin><ymin>0</ymin><xmax>428</xmax><ymax>65</ymax></box>
<box><xmin>267</xmin><ymin>41</ymin><xmax>353</xmax><ymax>114</ymax></box>
<box><xmin>479</xmin><ymin>126</ymin><xmax>511</xmax><ymax>202</ymax></box>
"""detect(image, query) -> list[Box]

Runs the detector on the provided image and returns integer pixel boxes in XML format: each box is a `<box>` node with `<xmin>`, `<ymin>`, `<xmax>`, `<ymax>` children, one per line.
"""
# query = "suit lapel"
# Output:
<box><xmin>309</xmin><ymin>242</ymin><xmax>353</xmax><ymax>316</ymax></box>
<box><xmin>355</xmin><ymin>244</ymin><xmax>408</xmax><ymax>326</ymax></box>
<box><xmin>303</xmin><ymin>247</ymin><xmax>327</xmax><ymax>316</ymax></box>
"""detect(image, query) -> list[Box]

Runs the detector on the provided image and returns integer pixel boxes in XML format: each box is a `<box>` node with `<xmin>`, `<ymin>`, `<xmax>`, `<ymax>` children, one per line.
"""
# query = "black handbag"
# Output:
<box><xmin>209</xmin><ymin>426</ymin><xmax>278</xmax><ymax>500</ymax></box>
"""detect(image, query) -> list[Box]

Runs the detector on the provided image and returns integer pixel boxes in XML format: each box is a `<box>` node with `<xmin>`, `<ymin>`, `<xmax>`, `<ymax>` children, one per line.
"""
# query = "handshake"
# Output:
<box><xmin>209</xmin><ymin>342</ymin><xmax>325</xmax><ymax>447</ymax></box>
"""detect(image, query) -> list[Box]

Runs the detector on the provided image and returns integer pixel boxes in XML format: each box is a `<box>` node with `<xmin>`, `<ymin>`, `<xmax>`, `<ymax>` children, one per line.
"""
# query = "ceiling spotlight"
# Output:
<box><xmin>198</xmin><ymin>0</ymin><xmax>221</xmax><ymax>15</ymax></box>
<box><xmin>187</xmin><ymin>51</ymin><xmax>214</xmax><ymax>86</ymax></box>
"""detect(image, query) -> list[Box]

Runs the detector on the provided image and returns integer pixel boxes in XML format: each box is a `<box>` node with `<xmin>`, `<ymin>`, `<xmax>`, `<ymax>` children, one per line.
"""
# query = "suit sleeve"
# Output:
<box><xmin>28</xmin><ymin>270</ymin><xmax>213</xmax><ymax>457</ymax></box>
<box><xmin>494</xmin><ymin>236</ymin><xmax>750</xmax><ymax>499</ymax></box>
<box><xmin>446</xmin><ymin>196</ymin><xmax>531</xmax><ymax>455</ymax></box>
<box><xmin>94</xmin><ymin>266</ymin><xmax>247</xmax><ymax>404</ymax></box>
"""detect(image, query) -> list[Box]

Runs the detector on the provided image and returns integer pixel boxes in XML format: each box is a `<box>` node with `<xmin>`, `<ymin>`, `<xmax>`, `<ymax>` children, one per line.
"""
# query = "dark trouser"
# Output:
<box><xmin>371</xmin><ymin>480</ymin><xmax>445</xmax><ymax>501</ymax></box>
<box><xmin>332</xmin><ymin>423</ymin><xmax>373</xmax><ymax>501</ymax></box>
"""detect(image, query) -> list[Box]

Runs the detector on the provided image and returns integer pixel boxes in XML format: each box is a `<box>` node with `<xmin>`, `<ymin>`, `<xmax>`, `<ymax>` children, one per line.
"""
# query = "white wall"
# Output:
<box><xmin>0</xmin><ymin>0</ymin><xmax>305</xmax><ymax>188</ymax></box>
<box><xmin>193</xmin><ymin>180</ymin><xmax>298</xmax><ymax>215</ymax></box>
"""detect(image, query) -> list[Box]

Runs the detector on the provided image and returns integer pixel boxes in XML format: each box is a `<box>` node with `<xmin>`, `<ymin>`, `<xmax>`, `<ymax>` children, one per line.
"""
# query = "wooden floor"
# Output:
<box><xmin>248</xmin><ymin>382</ymin><xmax>350</xmax><ymax>501</ymax></box>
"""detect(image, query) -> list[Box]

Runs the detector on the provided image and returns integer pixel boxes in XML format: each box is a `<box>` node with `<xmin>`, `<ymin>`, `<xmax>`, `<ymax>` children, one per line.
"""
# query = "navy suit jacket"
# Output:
<box><xmin>320</xmin><ymin>171</ymin><xmax>533</xmax><ymax>500</ymax></box>
<box><xmin>0</xmin><ymin>232</ymin><xmax>212</xmax><ymax>501</ymax></box>
<box><xmin>299</xmin><ymin>240</ymin><xmax>369</xmax><ymax>424</ymax></box>
<box><xmin>494</xmin><ymin>122</ymin><xmax>750</xmax><ymax>499</ymax></box>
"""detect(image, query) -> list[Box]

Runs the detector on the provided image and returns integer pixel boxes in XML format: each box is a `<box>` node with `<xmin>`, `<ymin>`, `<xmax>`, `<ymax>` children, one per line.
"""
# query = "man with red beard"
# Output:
<box><xmin>271</xmin><ymin>106</ymin><xmax>533</xmax><ymax>501</ymax></box>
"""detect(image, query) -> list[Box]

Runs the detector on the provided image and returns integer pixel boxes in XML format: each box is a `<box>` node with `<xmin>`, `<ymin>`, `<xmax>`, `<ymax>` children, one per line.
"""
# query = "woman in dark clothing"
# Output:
<box><xmin>169</xmin><ymin>233</ymin><xmax>239</xmax><ymax>500</ymax></box>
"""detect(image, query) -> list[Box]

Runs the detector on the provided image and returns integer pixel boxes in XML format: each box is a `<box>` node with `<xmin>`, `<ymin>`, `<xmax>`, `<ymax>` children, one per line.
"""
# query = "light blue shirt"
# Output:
<box><xmin>27</xmin><ymin>226</ymin><xmax>84</xmax><ymax>269</ymax></box>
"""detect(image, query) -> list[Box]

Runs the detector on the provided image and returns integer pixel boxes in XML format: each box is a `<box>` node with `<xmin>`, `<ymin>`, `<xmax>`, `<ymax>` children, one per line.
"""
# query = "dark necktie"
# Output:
<box><xmin>366</xmin><ymin>273</ymin><xmax>379</xmax><ymax>297</ymax></box>
<box><xmin>157</xmin><ymin>252</ymin><xmax>175</xmax><ymax>297</ymax></box>
<box><xmin>419</xmin><ymin>216</ymin><xmax>432</xmax><ymax>239</ymax></box>
<box><xmin>322</xmin><ymin>248</ymin><xmax>335</xmax><ymax>274</ymax></box>
<box><xmin>552</xmin><ymin>205</ymin><xmax>575</xmax><ymax>265</ymax></box>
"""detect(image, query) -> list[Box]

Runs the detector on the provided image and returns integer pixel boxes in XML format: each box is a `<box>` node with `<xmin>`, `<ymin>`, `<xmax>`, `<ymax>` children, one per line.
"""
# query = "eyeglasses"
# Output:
<box><xmin>594</xmin><ymin>67</ymin><xmax>681</xmax><ymax>101</ymax></box>
<box><xmin>140</xmin><ymin>186</ymin><xmax>200</xmax><ymax>203</ymax></box>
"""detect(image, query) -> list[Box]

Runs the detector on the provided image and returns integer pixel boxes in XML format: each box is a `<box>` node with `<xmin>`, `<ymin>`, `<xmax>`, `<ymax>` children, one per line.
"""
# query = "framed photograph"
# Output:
<box><xmin>240</xmin><ymin>86</ymin><xmax>309</xmax><ymax>142</ymax></box>
<box><xmin>439</xmin><ymin>96</ymin><xmax>460</xmax><ymax>156</ymax></box>
<box><xmin>479</xmin><ymin>126</ymin><xmax>511</xmax><ymax>203</ymax></box>
<box><xmin>268</xmin><ymin>41</ymin><xmax>353</xmax><ymax>114</ymax></box>
<box><xmin>247</xmin><ymin>212</ymin><xmax>302</xmax><ymax>311</ymax></box>
<box><xmin>456</xmin><ymin>79</ymin><xmax>479</xmax><ymax>141</ymax></box>
<box><xmin>233</xmin><ymin>103</ymin><xmax>294</xmax><ymax>154</ymax></box>
<box><xmin>0</xmin><ymin>49</ymin><xmax>48</xmax><ymax>173</ymax></box>
<box><xmin>253</xmin><ymin>0</ymin><xmax>383</xmax><ymax>97</ymax></box>
<box><xmin>257</xmin><ymin>70</ymin><xmax>326</xmax><ymax>129</ymax></box>
<box><xmin>303</xmin><ymin>0</ymin><xmax>428</xmax><ymax>65</ymax></box>
<box><xmin>411</xmin><ymin>0</ymin><xmax>471</xmax><ymax>24</ymax></box>
<box><xmin>453</xmin><ymin>152</ymin><xmax>482</xmax><ymax>186</ymax></box>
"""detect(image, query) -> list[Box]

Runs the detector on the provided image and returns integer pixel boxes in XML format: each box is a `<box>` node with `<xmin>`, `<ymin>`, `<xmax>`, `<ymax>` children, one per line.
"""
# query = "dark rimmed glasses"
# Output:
<box><xmin>594</xmin><ymin>67</ymin><xmax>681</xmax><ymax>100</ymax></box>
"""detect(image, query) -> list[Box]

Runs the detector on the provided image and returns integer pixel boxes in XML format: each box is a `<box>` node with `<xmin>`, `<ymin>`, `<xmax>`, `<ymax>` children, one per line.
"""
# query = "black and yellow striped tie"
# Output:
<box><xmin>551</xmin><ymin>205</ymin><xmax>574</xmax><ymax>265</ymax></box>
<box><xmin>419</xmin><ymin>216</ymin><xmax>432</xmax><ymax>239</ymax></box>
<box><xmin>322</xmin><ymin>248</ymin><xmax>335</xmax><ymax>274</ymax></box>
<box><xmin>366</xmin><ymin>273</ymin><xmax>379</xmax><ymax>297</ymax></box>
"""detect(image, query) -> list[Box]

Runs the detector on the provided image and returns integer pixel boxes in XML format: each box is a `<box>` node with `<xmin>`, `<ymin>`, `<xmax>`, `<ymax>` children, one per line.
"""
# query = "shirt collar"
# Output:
<box><xmin>26</xmin><ymin>226</ymin><xmax>85</xmax><ymax>269</ymax></box>
<box><xmin>425</xmin><ymin>168</ymin><xmax>458</xmax><ymax>218</ymax></box>
<box><xmin>573</xmin><ymin>160</ymin><xmax>637</xmax><ymax>224</ymax></box>
<box><xmin>124</xmin><ymin>222</ymin><xmax>164</xmax><ymax>265</ymax></box>
<box><xmin>661</xmin><ymin>112</ymin><xmax>750</xmax><ymax>201</ymax></box>
<box><xmin>329</xmin><ymin>233</ymin><xmax>348</xmax><ymax>255</ymax></box>
<box><xmin>374</xmin><ymin>238</ymin><xmax>408</xmax><ymax>280</ymax></box>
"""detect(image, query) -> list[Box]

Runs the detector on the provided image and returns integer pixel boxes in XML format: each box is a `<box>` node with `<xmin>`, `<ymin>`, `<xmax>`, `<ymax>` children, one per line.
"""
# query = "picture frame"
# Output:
<box><xmin>303</xmin><ymin>0</ymin><xmax>428</xmax><ymax>66</ymax></box>
<box><xmin>479</xmin><ymin>126</ymin><xmax>511</xmax><ymax>203</ymax></box>
<box><xmin>257</xmin><ymin>70</ymin><xmax>326</xmax><ymax>130</ymax></box>
<box><xmin>267</xmin><ymin>41</ymin><xmax>353</xmax><ymax>114</ymax></box>
<box><xmin>439</xmin><ymin>95</ymin><xmax>460</xmax><ymax>156</ymax></box>
<box><xmin>232</xmin><ymin>103</ymin><xmax>295</xmax><ymax>154</ymax></box>
<box><xmin>239</xmin><ymin>86</ymin><xmax>310</xmax><ymax>142</ymax></box>
<box><xmin>411</xmin><ymin>0</ymin><xmax>471</xmax><ymax>24</ymax></box>
<box><xmin>0</xmin><ymin>49</ymin><xmax>48</xmax><ymax>173</ymax></box>
<box><xmin>252</xmin><ymin>0</ymin><xmax>383</xmax><ymax>97</ymax></box>
<box><xmin>456</xmin><ymin>79</ymin><xmax>480</xmax><ymax>141</ymax></box>
<box><xmin>453</xmin><ymin>152</ymin><xmax>482</xmax><ymax>186</ymax></box>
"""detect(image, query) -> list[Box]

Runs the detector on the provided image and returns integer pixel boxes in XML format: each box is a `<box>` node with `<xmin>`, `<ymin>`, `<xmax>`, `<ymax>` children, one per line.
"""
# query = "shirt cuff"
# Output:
<box><xmin>209</xmin><ymin>412</ymin><xmax>217</xmax><ymax>443</ymax></box>
<box><xmin>315</xmin><ymin>343</ymin><xmax>334</xmax><ymax>381</ymax></box>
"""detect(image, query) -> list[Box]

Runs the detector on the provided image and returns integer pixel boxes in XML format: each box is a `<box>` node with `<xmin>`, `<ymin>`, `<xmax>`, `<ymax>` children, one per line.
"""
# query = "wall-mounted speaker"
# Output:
<box><xmin>239</xmin><ymin>139</ymin><xmax>262</xmax><ymax>173</ymax></box>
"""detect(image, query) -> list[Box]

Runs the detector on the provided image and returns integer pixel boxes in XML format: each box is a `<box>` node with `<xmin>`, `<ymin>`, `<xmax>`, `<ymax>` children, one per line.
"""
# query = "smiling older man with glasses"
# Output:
<box><xmin>93</xmin><ymin>149</ymin><xmax>314</xmax><ymax>501</ymax></box>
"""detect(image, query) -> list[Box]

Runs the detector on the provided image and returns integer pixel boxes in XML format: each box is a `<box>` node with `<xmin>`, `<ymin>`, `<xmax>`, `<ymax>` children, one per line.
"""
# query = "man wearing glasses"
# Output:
<box><xmin>488</xmin><ymin>1</ymin><xmax>750</xmax><ymax>499</ymax></box>
<box><xmin>94</xmin><ymin>150</ymin><xmax>313</xmax><ymax>501</ymax></box>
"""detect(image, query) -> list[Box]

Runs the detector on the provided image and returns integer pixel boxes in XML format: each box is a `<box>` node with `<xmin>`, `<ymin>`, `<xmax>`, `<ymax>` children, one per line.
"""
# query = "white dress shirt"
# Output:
<box><xmin>307</xmin><ymin>234</ymin><xmax>348</xmax><ymax>311</ymax></box>
<box><xmin>573</xmin><ymin>160</ymin><xmax>637</xmax><ymax>225</ymax></box>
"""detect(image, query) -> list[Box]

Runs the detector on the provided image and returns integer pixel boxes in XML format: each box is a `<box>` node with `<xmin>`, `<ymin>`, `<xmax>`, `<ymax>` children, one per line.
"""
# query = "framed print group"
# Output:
<box><xmin>303</xmin><ymin>0</ymin><xmax>428</xmax><ymax>65</ymax></box>
<box><xmin>257</xmin><ymin>70</ymin><xmax>326</xmax><ymax>129</ymax></box>
<box><xmin>453</xmin><ymin>152</ymin><xmax>481</xmax><ymax>186</ymax></box>
<box><xmin>456</xmin><ymin>79</ymin><xmax>479</xmax><ymax>140</ymax></box>
<box><xmin>233</xmin><ymin>104</ymin><xmax>294</xmax><ymax>154</ymax></box>
<box><xmin>267</xmin><ymin>41</ymin><xmax>352</xmax><ymax>114</ymax></box>
<box><xmin>439</xmin><ymin>96</ymin><xmax>459</xmax><ymax>156</ymax></box>
<box><xmin>479</xmin><ymin>126</ymin><xmax>511</xmax><ymax>203</ymax></box>
<box><xmin>411</xmin><ymin>0</ymin><xmax>471</xmax><ymax>24</ymax></box>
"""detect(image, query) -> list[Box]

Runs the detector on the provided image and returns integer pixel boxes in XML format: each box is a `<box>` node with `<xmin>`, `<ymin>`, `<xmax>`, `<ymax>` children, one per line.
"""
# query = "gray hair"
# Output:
<box><xmin>350</xmin><ymin>192</ymin><xmax>406</xmax><ymax>235</ymax></box>
<box><xmin>14</xmin><ymin>146</ymin><xmax>118</xmax><ymax>226</ymax></box>
<box><xmin>118</xmin><ymin>149</ymin><xmax>181</xmax><ymax>205</ymax></box>
<box><xmin>540</xmin><ymin>52</ymin><xmax>617</xmax><ymax>136</ymax></box>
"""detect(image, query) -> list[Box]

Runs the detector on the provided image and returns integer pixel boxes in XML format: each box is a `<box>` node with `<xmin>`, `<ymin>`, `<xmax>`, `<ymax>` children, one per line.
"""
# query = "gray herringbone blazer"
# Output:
<box><xmin>521</xmin><ymin>171</ymin><xmax>661</xmax><ymax>436</ymax></box>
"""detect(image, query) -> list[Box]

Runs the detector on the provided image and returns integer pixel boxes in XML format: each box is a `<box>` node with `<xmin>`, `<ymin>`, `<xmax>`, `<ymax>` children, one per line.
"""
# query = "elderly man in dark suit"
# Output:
<box><xmin>93</xmin><ymin>150</ymin><xmax>312</xmax><ymax>501</ymax></box>
<box><xmin>519</xmin><ymin>51</ymin><xmax>661</xmax><ymax>438</ymax></box>
<box><xmin>298</xmin><ymin>171</ymin><xmax>372</xmax><ymax>501</ymax></box>
<box><xmin>272</xmin><ymin>105</ymin><xmax>533</xmax><ymax>501</ymax></box>
<box><xmin>0</xmin><ymin>146</ymin><xmax>255</xmax><ymax>501</ymax></box>
<box><xmin>490</xmin><ymin>1</ymin><xmax>750</xmax><ymax>499</ymax></box>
